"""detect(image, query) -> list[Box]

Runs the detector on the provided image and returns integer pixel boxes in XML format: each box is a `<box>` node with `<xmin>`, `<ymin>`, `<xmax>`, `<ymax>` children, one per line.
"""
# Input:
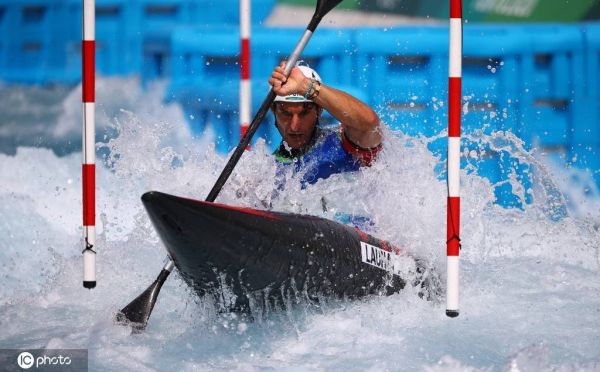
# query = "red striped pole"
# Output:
<box><xmin>82</xmin><ymin>0</ymin><xmax>96</xmax><ymax>289</ymax></box>
<box><xmin>240</xmin><ymin>0</ymin><xmax>251</xmax><ymax>146</ymax></box>
<box><xmin>446</xmin><ymin>0</ymin><xmax>462</xmax><ymax>317</ymax></box>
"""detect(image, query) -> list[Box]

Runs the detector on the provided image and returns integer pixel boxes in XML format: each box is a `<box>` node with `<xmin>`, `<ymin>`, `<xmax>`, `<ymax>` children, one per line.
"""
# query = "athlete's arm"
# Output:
<box><xmin>311</xmin><ymin>84</ymin><xmax>381</xmax><ymax>149</ymax></box>
<box><xmin>270</xmin><ymin>63</ymin><xmax>382</xmax><ymax>149</ymax></box>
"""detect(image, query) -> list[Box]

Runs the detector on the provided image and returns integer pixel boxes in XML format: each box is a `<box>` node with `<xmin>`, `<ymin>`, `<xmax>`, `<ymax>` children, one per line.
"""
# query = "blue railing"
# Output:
<box><xmin>0</xmin><ymin>0</ymin><xmax>275</xmax><ymax>82</ymax></box>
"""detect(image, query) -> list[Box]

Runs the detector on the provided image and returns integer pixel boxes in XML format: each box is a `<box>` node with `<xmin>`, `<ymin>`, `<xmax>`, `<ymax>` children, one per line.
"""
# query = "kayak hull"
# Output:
<box><xmin>142</xmin><ymin>191</ymin><xmax>412</xmax><ymax>311</ymax></box>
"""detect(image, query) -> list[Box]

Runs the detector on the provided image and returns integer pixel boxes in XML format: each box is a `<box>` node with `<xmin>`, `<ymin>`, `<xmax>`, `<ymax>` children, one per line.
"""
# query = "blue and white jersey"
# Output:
<box><xmin>273</xmin><ymin>126</ymin><xmax>381</xmax><ymax>190</ymax></box>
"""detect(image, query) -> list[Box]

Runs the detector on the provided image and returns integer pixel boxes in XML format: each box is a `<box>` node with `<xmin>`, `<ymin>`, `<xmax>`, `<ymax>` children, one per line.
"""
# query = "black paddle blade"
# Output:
<box><xmin>316</xmin><ymin>0</ymin><xmax>344</xmax><ymax>17</ymax></box>
<box><xmin>115</xmin><ymin>268</ymin><xmax>171</xmax><ymax>331</ymax></box>
<box><xmin>308</xmin><ymin>0</ymin><xmax>344</xmax><ymax>31</ymax></box>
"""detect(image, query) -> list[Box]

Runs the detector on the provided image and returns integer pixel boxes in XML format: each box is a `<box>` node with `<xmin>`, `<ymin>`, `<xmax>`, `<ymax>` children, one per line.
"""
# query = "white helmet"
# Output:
<box><xmin>274</xmin><ymin>65</ymin><xmax>322</xmax><ymax>103</ymax></box>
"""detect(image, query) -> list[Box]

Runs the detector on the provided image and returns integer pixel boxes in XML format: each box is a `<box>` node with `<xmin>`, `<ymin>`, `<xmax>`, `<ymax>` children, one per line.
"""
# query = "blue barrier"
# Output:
<box><xmin>62</xmin><ymin>0</ymin><xmax>140</xmax><ymax>79</ymax></box>
<box><xmin>166</xmin><ymin>25</ymin><xmax>241</xmax><ymax>152</ymax></box>
<box><xmin>0</xmin><ymin>0</ymin><xmax>79</xmax><ymax>84</ymax></box>
<box><xmin>517</xmin><ymin>24</ymin><xmax>585</xmax><ymax>150</ymax></box>
<box><xmin>461</xmin><ymin>25</ymin><xmax>527</xmax><ymax>138</ymax></box>
<box><xmin>0</xmin><ymin>0</ymin><xmax>276</xmax><ymax>84</ymax></box>
<box><xmin>354</xmin><ymin>25</ymin><xmax>588</xmax><ymax>208</ymax></box>
<box><xmin>354</xmin><ymin>27</ymin><xmax>448</xmax><ymax>137</ymax></box>
<box><xmin>59</xmin><ymin>0</ymin><xmax>82</xmax><ymax>81</ymax></box>
<box><xmin>65</xmin><ymin>0</ymin><xmax>140</xmax><ymax>77</ymax></box>
<box><xmin>163</xmin><ymin>23</ymin><xmax>600</xmax><ymax>202</ymax></box>
<box><xmin>140</xmin><ymin>0</ymin><xmax>275</xmax><ymax>82</ymax></box>
<box><xmin>570</xmin><ymin>23</ymin><xmax>600</xmax><ymax>185</ymax></box>
<box><xmin>140</xmin><ymin>0</ymin><xmax>205</xmax><ymax>82</ymax></box>
<box><xmin>579</xmin><ymin>23</ymin><xmax>600</xmax><ymax>147</ymax></box>
<box><xmin>170</xmin><ymin>25</ymin><xmax>354</xmax><ymax>103</ymax></box>
<box><xmin>167</xmin><ymin>26</ymin><xmax>362</xmax><ymax>152</ymax></box>
<box><xmin>95</xmin><ymin>0</ymin><xmax>139</xmax><ymax>75</ymax></box>
<box><xmin>3</xmin><ymin>0</ymin><xmax>53</xmax><ymax>82</ymax></box>
<box><xmin>0</xmin><ymin>0</ymin><xmax>139</xmax><ymax>82</ymax></box>
<box><xmin>0</xmin><ymin>12</ymin><xmax>598</xmax><ymax>197</ymax></box>
<box><xmin>354</xmin><ymin>25</ymin><xmax>524</xmax><ymax>207</ymax></box>
<box><xmin>354</xmin><ymin>26</ymin><xmax>525</xmax><ymax>138</ymax></box>
<box><xmin>459</xmin><ymin>25</ymin><xmax>581</xmax><ymax>207</ymax></box>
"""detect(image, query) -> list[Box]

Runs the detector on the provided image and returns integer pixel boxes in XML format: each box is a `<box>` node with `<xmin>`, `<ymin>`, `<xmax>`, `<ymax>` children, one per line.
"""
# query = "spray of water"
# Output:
<box><xmin>0</xmin><ymin>79</ymin><xmax>598</xmax><ymax>370</ymax></box>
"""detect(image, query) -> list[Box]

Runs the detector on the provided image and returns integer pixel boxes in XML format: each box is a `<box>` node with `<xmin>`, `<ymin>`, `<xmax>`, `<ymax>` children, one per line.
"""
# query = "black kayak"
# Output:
<box><xmin>142</xmin><ymin>191</ymin><xmax>433</xmax><ymax>311</ymax></box>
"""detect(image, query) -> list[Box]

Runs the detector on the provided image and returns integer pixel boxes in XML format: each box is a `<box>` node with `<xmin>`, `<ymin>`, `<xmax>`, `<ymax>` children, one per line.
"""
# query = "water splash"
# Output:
<box><xmin>0</xmin><ymin>79</ymin><xmax>598</xmax><ymax>370</ymax></box>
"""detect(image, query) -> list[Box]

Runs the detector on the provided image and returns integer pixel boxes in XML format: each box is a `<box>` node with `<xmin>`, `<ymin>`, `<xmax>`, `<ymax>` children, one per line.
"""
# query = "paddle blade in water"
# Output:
<box><xmin>115</xmin><ymin>268</ymin><xmax>171</xmax><ymax>331</ymax></box>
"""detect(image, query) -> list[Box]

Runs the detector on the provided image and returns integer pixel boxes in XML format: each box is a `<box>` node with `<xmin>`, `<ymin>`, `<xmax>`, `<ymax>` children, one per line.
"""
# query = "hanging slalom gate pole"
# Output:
<box><xmin>446</xmin><ymin>0</ymin><xmax>462</xmax><ymax>317</ymax></box>
<box><xmin>240</xmin><ymin>0</ymin><xmax>251</xmax><ymax>143</ymax></box>
<box><xmin>82</xmin><ymin>0</ymin><xmax>96</xmax><ymax>289</ymax></box>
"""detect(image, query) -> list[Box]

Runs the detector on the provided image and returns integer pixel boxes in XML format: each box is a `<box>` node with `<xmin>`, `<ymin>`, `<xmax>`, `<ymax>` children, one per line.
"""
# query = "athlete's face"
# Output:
<box><xmin>273</xmin><ymin>102</ymin><xmax>321</xmax><ymax>149</ymax></box>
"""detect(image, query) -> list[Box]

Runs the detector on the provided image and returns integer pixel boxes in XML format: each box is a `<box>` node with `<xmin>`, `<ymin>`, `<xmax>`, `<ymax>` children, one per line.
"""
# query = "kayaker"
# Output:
<box><xmin>269</xmin><ymin>61</ymin><xmax>382</xmax><ymax>188</ymax></box>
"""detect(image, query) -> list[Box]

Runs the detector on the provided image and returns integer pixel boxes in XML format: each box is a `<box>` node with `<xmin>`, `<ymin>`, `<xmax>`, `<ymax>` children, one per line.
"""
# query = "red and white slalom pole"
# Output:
<box><xmin>446</xmin><ymin>0</ymin><xmax>462</xmax><ymax>317</ymax></box>
<box><xmin>82</xmin><ymin>0</ymin><xmax>96</xmax><ymax>289</ymax></box>
<box><xmin>239</xmin><ymin>0</ymin><xmax>251</xmax><ymax>144</ymax></box>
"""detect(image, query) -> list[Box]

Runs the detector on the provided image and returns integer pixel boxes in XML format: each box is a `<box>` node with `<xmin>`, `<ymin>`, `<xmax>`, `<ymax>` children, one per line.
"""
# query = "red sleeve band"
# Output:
<box><xmin>340</xmin><ymin>130</ymin><xmax>382</xmax><ymax>167</ymax></box>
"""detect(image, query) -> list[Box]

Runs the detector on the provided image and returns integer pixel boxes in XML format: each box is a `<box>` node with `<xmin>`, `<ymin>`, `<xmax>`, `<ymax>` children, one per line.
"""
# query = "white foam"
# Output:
<box><xmin>0</xmin><ymin>79</ymin><xmax>598</xmax><ymax>370</ymax></box>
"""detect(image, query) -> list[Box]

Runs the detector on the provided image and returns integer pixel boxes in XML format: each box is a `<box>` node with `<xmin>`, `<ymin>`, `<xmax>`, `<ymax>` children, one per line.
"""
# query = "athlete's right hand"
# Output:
<box><xmin>269</xmin><ymin>61</ymin><xmax>306</xmax><ymax>97</ymax></box>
